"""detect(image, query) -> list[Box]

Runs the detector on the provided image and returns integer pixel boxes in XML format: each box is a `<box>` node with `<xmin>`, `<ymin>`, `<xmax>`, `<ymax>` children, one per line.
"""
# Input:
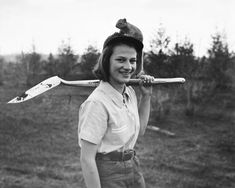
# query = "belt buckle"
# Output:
<box><xmin>122</xmin><ymin>150</ymin><xmax>135</xmax><ymax>161</ymax></box>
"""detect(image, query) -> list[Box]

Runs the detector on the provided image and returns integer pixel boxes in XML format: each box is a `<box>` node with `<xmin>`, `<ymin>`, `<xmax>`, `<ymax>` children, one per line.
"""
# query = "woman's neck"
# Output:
<box><xmin>108</xmin><ymin>81</ymin><xmax>125</xmax><ymax>94</ymax></box>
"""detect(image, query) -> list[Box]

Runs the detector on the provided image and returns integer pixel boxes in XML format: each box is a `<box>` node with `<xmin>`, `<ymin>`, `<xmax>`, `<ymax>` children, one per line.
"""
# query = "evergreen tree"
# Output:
<box><xmin>80</xmin><ymin>45</ymin><xmax>100</xmax><ymax>79</ymax></box>
<box><xmin>171</xmin><ymin>39</ymin><xmax>196</xmax><ymax>77</ymax></box>
<box><xmin>57</xmin><ymin>40</ymin><xmax>78</xmax><ymax>78</ymax></box>
<box><xmin>144</xmin><ymin>25</ymin><xmax>172</xmax><ymax>77</ymax></box>
<box><xmin>207</xmin><ymin>32</ymin><xmax>231</xmax><ymax>89</ymax></box>
<box><xmin>171</xmin><ymin>39</ymin><xmax>196</xmax><ymax>116</ymax></box>
<box><xmin>43</xmin><ymin>53</ymin><xmax>58</xmax><ymax>76</ymax></box>
<box><xmin>20</xmin><ymin>46</ymin><xmax>42</xmax><ymax>86</ymax></box>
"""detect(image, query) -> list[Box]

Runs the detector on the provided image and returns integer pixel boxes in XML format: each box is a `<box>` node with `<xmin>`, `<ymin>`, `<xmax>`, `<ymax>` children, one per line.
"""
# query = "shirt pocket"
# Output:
<box><xmin>110</xmin><ymin>124</ymin><xmax>131</xmax><ymax>145</ymax></box>
<box><xmin>111</xmin><ymin>124</ymin><xmax>128</xmax><ymax>133</ymax></box>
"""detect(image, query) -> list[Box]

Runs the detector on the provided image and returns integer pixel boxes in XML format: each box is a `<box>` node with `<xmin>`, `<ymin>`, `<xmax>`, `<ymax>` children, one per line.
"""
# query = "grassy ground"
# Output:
<box><xmin>0</xmin><ymin>85</ymin><xmax>234</xmax><ymax>188</ymax></box>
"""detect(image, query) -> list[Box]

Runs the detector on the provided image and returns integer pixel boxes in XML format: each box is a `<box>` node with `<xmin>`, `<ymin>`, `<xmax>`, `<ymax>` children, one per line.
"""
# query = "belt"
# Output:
<box><xmin>96</xmin><ymin>149</ymin><xmax>136</xmax><ymax>161</ymax></box>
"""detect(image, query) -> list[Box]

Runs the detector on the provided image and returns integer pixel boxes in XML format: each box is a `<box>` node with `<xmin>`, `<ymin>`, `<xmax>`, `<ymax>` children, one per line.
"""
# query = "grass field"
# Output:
<box><xmin>0</xmin><ymin>85</ymin><xmax>234</xmax><ymax>188</ymax></box>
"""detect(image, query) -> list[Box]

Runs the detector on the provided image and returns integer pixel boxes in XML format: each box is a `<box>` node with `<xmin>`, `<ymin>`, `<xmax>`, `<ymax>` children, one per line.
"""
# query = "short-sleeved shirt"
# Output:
<box><xmin>78</xmin><ymin>81</ymin><xmax>140</xmax><ymax>153</ymax></box>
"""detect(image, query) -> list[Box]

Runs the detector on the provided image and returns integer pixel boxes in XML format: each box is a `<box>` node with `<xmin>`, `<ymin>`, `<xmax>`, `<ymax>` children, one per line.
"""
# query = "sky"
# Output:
<box><xmin>0</xmin><ymin>0</ymin><xmax>234</xmax><ymax>57</ymax></box>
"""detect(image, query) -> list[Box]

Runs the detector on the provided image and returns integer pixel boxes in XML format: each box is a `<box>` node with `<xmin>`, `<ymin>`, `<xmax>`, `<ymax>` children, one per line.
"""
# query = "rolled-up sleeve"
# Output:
<box><xmin>78</xmin><ymin>100</ymin><xmax>108</xmax><ymax>145</ymax></box>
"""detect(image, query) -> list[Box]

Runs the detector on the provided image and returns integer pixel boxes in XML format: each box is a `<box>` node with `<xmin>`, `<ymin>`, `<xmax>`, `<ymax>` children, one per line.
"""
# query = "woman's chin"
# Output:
<box><xmin>121</xmin><ymin>77</ymin><xmax>131</xmax><ymax>83</ymax></box>
<box><xmin>114</xmin><ymin>78</ymin><xmax>129</xmax><ymax>85</ymax></box>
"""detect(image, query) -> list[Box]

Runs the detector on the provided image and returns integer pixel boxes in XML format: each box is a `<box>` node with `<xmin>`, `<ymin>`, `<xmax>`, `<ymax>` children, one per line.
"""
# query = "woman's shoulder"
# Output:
<box><xmin>81</xmin><ymin>87</ymin><xmax>107</xmax><ymax>106</ymax></box>
<box><xmin>88</xmin><ymin>86</ymin><xmax>106</xmax><ymax>101</ymax></box>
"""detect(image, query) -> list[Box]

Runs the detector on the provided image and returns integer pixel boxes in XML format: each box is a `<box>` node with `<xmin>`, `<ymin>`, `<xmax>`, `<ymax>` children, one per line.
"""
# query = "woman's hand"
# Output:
<box><xmin>139</xmin><ymin>74</ymin><xmax>154</xmax><ymax>96</ymax></box>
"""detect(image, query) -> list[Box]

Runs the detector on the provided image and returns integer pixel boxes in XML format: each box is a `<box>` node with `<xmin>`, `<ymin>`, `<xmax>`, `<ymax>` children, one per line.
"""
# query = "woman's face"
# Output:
<box><xmin>109</xmin><ymin>44</ymin><xmax>137</xmax><ymax>86</ymax></box>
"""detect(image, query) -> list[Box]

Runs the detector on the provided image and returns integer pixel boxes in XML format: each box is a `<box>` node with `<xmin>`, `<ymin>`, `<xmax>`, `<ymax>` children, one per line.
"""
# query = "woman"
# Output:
<box><xmin>78</xmin><ymin>21</ymin><xmax>153</xmax><ymax>188</ymax></box>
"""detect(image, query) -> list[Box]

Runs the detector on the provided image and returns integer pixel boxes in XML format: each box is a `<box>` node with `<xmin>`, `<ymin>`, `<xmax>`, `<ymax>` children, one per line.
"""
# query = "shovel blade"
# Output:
<box><xmin>8</xmin><ymin>76</ymin><xmax>61</xmax><ymax>104</ymax></box>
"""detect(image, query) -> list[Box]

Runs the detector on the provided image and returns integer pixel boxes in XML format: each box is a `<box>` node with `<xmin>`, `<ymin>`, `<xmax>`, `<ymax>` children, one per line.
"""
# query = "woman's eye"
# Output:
<box><xmin>130</xmin><ymin>59</ymin><xmax>137</xmax><ymax>64</ymax></box>
<box><xmin>116</xmin><ymin>58</ymin><xmax>125</xmax><ymax>62</ymax></box>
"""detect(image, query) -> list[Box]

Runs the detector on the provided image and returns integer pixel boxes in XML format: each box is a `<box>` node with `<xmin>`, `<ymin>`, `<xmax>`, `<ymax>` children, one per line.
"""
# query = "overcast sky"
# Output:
<box><xmin>0</xmin><ymin>0</ymin><xmax>234</xmax><ymax>56</ymax></box>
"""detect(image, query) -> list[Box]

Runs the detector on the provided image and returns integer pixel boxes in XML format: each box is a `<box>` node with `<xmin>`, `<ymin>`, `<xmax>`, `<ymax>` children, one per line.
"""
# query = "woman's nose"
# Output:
<box><xmin>123</xmin><ymin>61</ymin><xmax>132</xmax><ymax>70</ymax></box>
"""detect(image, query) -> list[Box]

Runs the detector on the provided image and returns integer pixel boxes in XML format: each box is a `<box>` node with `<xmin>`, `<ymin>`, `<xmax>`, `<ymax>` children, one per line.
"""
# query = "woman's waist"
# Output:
<box><xmin>96</xmin><ymin>149</ymin><xmax>136</xmax><ymax>161</ymax></box>
<box><xmin>97</xmin><ymin>137</ymin><xmax>137</xmax><ymax>153</ymax></box>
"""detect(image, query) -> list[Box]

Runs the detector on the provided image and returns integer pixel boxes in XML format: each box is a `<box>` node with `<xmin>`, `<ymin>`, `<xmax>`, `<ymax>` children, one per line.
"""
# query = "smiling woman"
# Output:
<box><xmin>109</xmin><ymin>44</ymin><xmax>137</xmax><ymax>91</ymax></box>
<box><xmin>78</xmin><ymin>18</ymin><xmax>154</xmax><ymax>188</ymax></box>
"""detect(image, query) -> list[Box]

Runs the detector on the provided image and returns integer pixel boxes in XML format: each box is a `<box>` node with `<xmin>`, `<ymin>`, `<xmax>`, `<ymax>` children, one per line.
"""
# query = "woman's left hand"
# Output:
<box><xmin>139</xmin><ymin>75</ymin><xmax>154</xmax><ymax>96</ymax></box>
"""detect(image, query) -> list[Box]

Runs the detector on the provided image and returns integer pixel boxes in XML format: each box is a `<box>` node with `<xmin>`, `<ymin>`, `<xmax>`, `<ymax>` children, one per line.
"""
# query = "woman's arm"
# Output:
<box><xmin>138</xmin><ymin>75</ymin><xmax>154</xmax><ymax>135</ymax></box>
<box><xmin>138</xmin><ymin>94</ymin><xmax>151</xmax><ymax>135</ymax></box>
<box><xmin>80</xmin><ymin>139</ymin><xmax>101</xmax><ymax>188</ymax></box>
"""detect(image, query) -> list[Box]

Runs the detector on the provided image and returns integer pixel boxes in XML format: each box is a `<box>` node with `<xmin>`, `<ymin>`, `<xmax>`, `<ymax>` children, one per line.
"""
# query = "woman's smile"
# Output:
<box><xmin>119</xmin><ymin>70</ymin><xmax>132</xmax><ymax>77</ymax></box>
<box><xmin>108</xmin><ymin>44</ymin><xmax>137</xmax><ymax>92</ymax></box>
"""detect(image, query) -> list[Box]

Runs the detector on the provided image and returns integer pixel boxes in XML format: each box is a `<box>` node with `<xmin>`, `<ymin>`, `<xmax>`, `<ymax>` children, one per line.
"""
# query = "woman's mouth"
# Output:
<box><xmin>120</xmin><ymin>71</ymin><xmax>131</xmax><ymax>77</ymax></box>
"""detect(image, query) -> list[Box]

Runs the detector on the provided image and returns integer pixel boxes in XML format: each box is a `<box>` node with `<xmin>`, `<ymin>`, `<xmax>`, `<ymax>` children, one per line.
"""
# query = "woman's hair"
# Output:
<box><xmin>93</xmin><ymin>40</ymin><xmax>143</xmax><ymax>81</ymax></box>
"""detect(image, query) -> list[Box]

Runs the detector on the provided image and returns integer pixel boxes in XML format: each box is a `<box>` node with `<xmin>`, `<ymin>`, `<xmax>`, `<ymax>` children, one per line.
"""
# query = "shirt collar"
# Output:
<box><xmin>98</xmin><ymin>81</ymin><xmax>130</xmax><ymax>108</ymax></box>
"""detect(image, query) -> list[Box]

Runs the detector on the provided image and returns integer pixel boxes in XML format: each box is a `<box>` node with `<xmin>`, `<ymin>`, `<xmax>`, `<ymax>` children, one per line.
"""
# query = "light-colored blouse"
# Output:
<box><xmin>78</xmin><ymin>81</ymin><xmax>140</xmax><ymax>153</ymax></box>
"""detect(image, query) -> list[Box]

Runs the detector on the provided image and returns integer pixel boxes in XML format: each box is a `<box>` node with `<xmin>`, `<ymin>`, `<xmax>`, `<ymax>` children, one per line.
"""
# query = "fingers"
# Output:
<box><xmin>139</xmin><ymin>75</ymin><xmax>154</xmax><ymax>85</ymax></box>
<box><xmin>138</xmin><ymin>75</ymin><xmax>153</xmax><ymax>96</ymax></box>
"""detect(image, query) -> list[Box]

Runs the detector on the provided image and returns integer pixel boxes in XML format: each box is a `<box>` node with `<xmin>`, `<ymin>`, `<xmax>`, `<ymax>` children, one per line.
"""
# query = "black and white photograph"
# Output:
<box><xmin>0</xmin><ymin>0</ymin><xmax>234</xmax><ymax>187</ymax></box>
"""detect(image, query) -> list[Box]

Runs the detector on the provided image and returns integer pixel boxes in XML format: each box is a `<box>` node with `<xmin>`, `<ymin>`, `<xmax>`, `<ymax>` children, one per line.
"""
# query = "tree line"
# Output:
<box><xmin>1</xmin><ymin>28</ymin><xmax>234</xmax><ymax>116</ymax></box>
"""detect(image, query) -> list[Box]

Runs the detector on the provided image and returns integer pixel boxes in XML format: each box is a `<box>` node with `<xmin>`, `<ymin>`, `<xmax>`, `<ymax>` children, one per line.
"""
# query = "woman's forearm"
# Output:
<box><xmin>138</xmin><ymin>94</ymin><xmax>151</xmax><ymax>135</ymax></box>
<box><xmin>80</xmin><ymin>157</ymin><xmax>101</xmax><ymax>188</ymax></box>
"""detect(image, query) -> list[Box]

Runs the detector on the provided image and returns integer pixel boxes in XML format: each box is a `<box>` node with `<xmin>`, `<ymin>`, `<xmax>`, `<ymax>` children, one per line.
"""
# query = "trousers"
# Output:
<box><xmin>96</xmin><ymin>155</ymin><xmax>146</xmax><ymax>188</ymax></box>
